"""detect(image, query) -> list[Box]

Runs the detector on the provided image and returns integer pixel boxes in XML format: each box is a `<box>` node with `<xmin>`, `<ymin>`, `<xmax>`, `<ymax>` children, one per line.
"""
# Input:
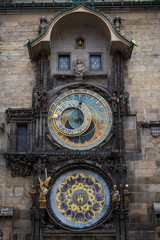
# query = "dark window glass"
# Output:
<box><xmin>90</xmin><ymin>55</ymin><xmax>101</xmax><ymax>70</ymax></box>
<box><xmin>16</xmin><ymin>124</ymin><xmax>27</xmax><ymax>152</ymax></box>
<box><xmin>58</xmin><ymin>55</ymin><xmax>70</xmax><ymax>70</ymax></box>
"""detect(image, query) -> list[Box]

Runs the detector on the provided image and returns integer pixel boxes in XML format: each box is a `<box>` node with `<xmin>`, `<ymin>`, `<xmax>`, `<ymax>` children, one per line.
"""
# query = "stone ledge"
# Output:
<box><xmin>129</xmin><ymin>231</ymin><xmax>155</xmax><ymax>239</ymax></box>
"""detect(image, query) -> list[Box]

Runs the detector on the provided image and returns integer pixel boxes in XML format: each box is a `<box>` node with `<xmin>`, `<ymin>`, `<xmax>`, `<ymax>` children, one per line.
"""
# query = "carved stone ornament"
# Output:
<box><xmin>6</xmin><ymin>108</ymin><xmax>32</xmax><ymax>123</ymax></box>
<box><xmin>73</xmin><ymin>59</ymin><xmax>86</xmax><ymax>76</ymax></box>
<box><xmin>4</xmin><ymin>153</ymin><xmax>38</xmax><ymax>177</ymax></box>
<box><xmin>46</xmin><ymin>155</ymin><xmax>115</xmax><ymax>175</ymax></box>
<box><xmin>39</xmin><ymin>16</ymin><xmax>48</xmax><ymax>34</ymax></box>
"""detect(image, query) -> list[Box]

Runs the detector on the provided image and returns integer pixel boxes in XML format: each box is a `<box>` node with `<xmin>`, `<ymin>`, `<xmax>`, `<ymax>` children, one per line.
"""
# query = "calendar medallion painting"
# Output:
<box><xmin>49</xmin><ymin>170</ymin><xmax>110</xmax><ymax>228</ymax></box>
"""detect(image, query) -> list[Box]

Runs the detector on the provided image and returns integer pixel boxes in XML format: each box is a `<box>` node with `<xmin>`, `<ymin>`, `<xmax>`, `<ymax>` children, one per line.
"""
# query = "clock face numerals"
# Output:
<box><xmin>48</xmin><ymin>89</ymin><xmax>112</xmax><ymax>150</ymax></box>
<box><xmin>49</xmin><ymin>170</ymin><xmax>110</xmax><ymax>229</ymax></box>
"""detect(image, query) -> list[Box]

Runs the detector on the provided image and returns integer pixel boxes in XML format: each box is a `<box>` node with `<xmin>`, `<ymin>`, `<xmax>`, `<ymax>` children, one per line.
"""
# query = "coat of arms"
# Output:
<box><xmin>151</xmin><ymin>127</ymin><xmax>160</xmax><ymax>137</ymax></box>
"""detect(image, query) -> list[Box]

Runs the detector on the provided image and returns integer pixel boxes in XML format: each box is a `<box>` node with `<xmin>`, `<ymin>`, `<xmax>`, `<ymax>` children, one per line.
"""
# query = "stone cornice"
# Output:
<box><xmin>138</xmin><ymin>120</ymin><xmax>160</xmax><ymax>128</ymax></box>
<box><xmin>0</xmin><ymin>1</ymin><xmax>160</xmax><ymax>10</ymax></box>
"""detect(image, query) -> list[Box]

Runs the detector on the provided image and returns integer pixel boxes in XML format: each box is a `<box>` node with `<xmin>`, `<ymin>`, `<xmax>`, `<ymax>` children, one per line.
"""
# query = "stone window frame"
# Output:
<box><xmin>6</xmin><ymin>109</ymin><xmax>32</xmax><ymax>153</ymax></box>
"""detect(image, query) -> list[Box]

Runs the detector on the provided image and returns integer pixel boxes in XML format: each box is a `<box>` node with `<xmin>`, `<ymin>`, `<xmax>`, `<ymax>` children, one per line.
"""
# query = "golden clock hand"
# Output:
<box><xmin>51</xmin><ymin>113</ymin><xmax>58</xmax><ymax>119</ymax></box>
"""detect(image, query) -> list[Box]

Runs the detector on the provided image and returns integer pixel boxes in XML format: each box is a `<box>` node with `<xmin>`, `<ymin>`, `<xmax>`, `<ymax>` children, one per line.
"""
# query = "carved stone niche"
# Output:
<box><xmin>27</xmin><ymin>5</ymin><xmax>134</xmax><ymax>61</ymax></box>
<box><xmin>76</xmin><ymin>37</ymin><xmax>85</xmax><ymax>49</ymax></box>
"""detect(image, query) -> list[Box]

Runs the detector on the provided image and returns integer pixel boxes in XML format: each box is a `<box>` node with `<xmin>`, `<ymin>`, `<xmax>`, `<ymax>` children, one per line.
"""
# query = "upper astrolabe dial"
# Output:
<box><xmin>48</xmin><ymin>89</ymin><xmax>113</xmax><ymax>150</ymax></box>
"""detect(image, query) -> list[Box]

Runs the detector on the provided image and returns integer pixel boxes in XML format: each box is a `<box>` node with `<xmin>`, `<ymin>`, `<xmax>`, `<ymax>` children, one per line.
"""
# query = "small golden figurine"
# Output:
<box><xmin>38</xmin><ymin>176</ymin><xmax>51</xmax><ymax>208</ymax></box>
<box><xmin>123</xmin><ymin>184</ymin><xmax>133</xmax><ymax>208</ymax></box>
<box><xmin>77</xmin><ymin>38</ymin><xmax>84</xmax><ymax>48</ymax></box>
<box><xmin>111</xmin><ymin>185</ymin><xmax>120</xmax><ymax>209</ymax></box>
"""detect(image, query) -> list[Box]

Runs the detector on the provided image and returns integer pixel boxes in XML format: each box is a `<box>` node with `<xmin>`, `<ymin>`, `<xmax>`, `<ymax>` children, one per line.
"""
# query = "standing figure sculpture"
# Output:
<box><xmin>123</xmin><ymin>184</ymin><xmax>133</xmax><ymax>208</ymax></box>
<box><xmin>111</xmin><ymin>185</ymin><xmax>120</xmax><ymax>209</ymax></box>
<box><xmin>120</xmin><ymin>90</ymin><xmax>129</xmax><ymax>114</ymax></box>
<box><xmin>28</xmin><ymin>185</ymin><xmax>36</xmax><ymax>208</ymax></box>
<box><xmin>38</xmin><ymin>176</ymin><xmax>51</xmax><ymax>208</ymax></box>
<box><xmin>34</xmin><ymin>91</ymin><xmax>41</xmax><ymax>113</ymax></box>
<box><xmin>41</xmin><ymin>91</ymin><xmax>48</xmax><ymax>112</ymax></box>
<box><xmin>110</xmin><ymin>92</ymin><xmax>119</xmax><ymax>112</ymax></box>
<box><xmin>39</xmin><ymin>16</ymin><xmax>48</xmax><ymax>34</ymax></box>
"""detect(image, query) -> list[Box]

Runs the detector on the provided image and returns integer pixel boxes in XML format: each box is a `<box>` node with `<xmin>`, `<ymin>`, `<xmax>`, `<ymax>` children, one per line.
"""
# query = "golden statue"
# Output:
<box><xmin>77</xmin><ymin>38</ymin><xmax>84</xmax><ymax>49</ymax></box>
<box><xmin>78</xmin><ymin>39</ymin><xmax>83</xmax><ymax>48</ymax></box>
<box><xmin>38</xmin><ymin>176</ymin><xmax>51</xmax><ymax>208</ymax></box>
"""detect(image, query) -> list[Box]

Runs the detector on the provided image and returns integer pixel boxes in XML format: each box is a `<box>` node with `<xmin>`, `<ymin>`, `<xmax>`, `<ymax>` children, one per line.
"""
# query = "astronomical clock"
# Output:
<box><xmin>48</xmin><ymin>89</ymin><xmax>113</xmax><ymax>150</ymax></box>
<box><xmin>45</xmin><ymin>86</ymin><xmax>114</xmax><ymax>231</ymax></box>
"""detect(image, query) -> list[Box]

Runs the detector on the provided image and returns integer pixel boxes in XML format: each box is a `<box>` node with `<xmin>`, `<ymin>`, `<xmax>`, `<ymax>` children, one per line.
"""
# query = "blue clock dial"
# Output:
<box><xmin>48</xmin><ymin>89</ymin><xmax>113</xmax><ymax>150</ymax></box>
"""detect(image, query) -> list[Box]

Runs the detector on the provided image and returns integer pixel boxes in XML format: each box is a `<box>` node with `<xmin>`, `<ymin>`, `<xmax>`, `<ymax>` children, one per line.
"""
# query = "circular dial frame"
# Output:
<box><xmin>48</xmin><ymin>89</ymin><xmax>112</xmax><ymax>150</ymax></box>
<box><xmin>49</xmin><ymin>170</ymin><xmax>110</xmax><ymax>229</ymax></box>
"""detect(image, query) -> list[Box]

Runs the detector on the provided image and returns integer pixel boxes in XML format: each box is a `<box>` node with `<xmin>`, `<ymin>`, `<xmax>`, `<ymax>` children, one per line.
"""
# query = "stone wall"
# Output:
<box><xmin>0</xmin><ymin>6</ymin><xmax>160</xmax><ymax>240</ymax></box>
<box><xmin>119</xmin><ymin>9</ymin><xmax>160</xmax><ymax>240</ymax></box>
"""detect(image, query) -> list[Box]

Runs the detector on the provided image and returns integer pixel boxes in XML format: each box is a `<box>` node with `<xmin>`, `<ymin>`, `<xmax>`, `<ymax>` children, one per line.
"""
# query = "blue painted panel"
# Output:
<box><xmin>59</xmin><ymin>55</ymin><xmax>70</xmax><ymax>70</ymax></box>
<box><xmin>90</xmin><ymin>56</ymin><xmax>101</xmax><ymax>70</ymax></box>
